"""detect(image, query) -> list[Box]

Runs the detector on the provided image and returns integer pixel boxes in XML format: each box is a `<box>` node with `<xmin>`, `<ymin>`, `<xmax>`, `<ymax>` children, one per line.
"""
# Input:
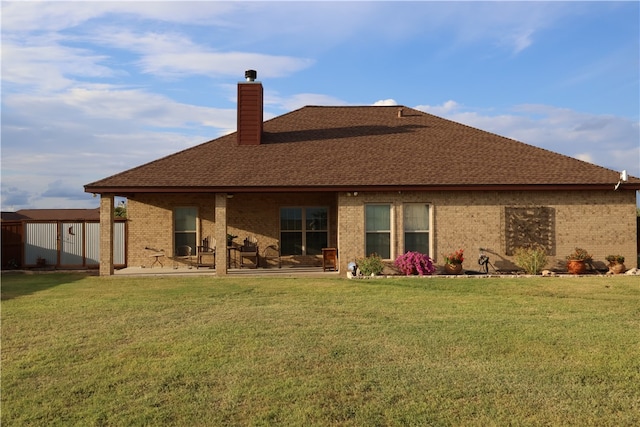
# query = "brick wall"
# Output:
<box><xmin>337</xmin><ymin>189</ymin><xmax>637</xmax><ymax>273</ymax></box>
<box><xmin>127</xmin><ymin>192</ymin><xmax>336</xmax><ymax>269</ymax></box>
<box><xmin>127</xmin><ymin>193</ymin><xmax>216</xmax><ymax>268</ymax></box>
<box><xmin>99</xmin><ymin>194</ymin><xmax>114</xmax><ymax>276</ymax></box>
<box><xmin>124</xmin><ymin>189</ymin><xmax>637</xmax><ymax>274</ymax></box>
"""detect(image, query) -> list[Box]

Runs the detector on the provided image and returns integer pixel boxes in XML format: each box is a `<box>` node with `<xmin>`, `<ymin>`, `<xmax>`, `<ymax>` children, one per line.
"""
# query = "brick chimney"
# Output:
<box><xmin>237</xmin><ymin>70</ymin><xmax>263</xmax><ymax>145</ymax></box>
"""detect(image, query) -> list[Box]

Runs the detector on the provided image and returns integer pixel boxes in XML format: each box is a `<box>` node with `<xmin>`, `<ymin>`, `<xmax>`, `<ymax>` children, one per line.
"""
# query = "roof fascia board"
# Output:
<box><xmin>85</xmin><ymin>183</ymin><xmax>640</xmax><ymax>195</ymax></box>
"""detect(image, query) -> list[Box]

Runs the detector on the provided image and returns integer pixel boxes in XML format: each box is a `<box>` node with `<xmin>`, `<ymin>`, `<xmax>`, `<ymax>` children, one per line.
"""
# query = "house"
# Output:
<box><xmin>1</xmin><ymin>209</ymin><xmax>126</xmax><ymax>269</ymax></box>
<box><xmin>85</xmin><ymin>70</ymin><xmax>640</xmax><ymax>276</ymax></box>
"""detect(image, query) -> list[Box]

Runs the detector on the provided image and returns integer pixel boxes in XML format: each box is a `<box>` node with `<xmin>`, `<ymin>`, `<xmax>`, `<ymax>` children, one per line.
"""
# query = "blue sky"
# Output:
<box><xmin>2</xmin><ymin>1</ymin><xmax>639</xmax><ymax>210</ymax></box>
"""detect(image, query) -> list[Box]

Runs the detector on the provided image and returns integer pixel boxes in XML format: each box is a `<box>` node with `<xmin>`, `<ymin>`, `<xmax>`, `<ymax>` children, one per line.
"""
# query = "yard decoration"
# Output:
<box><xmin>566</xmin><ymin>247</ymin><xmax>592</xmax><ymax>274</ymax></box>
<box><xmin>605</xmin><ymin>255</ymin><xmax>626</xmax><ymax>274</ymax></box>
<box><xmin>394</xmin><ymin>252</ymin><xmax>436</xmax><ymax>276</ymax></box>
<box><xmin>442</xmin><ymin>249</ymin><xmax>464</xmax><ymax>275</ymax></box>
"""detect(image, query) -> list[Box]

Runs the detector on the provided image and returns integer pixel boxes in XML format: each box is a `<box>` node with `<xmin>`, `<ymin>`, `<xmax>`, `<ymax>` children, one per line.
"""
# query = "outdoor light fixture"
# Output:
<box><xmin>614</xmin><ymin>169</ymin><xmax>628</xmax><ymax>190</ymax></box>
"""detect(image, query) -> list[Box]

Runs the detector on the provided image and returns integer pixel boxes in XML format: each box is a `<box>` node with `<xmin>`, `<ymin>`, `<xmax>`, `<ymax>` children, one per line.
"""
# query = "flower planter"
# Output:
<box><xmin>608</xmin><ymin>262</ymin><xmax>626</xmax><ymax>274</ymax></box>
<box><xmin>444</xmin><ymin>263</ymin><xmax>463</xmax><ymax>275</ymax></box>
<box><xmin>566</xmin><ymin>259</ymin><xmax>586</xmax><ymax>275</ymax></box>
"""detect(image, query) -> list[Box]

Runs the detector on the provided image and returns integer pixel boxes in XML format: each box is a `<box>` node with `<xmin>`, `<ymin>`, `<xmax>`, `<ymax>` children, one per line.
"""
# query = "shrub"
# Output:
<box><xmin>394</xmin><ymin>252</ymin><xmax>436</xmax><ymax>276</ymax></box>
<box><xmin>514</xmin><ymin>246</ymin><xmax>548</xmax><ymax>275</ymax></box>
<box><xmin>357</xmin><ymin>253</ymin><xmax>385</xmax><ymax>276</ymax></box>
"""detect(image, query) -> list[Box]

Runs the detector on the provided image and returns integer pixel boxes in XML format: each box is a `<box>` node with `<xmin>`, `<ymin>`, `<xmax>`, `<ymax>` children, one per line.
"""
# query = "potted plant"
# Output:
<box><xmin>605</xmin><ymin>255</ymin><xmax>626</xmax><ymax>274</ymax></box>
<box><xmin>394</xmin><ymin>251</ymin><xmax>436</xmax><ymax>276</ymax></box>
<box><xmin>357</xmin><ymin>253</ymin><xmax>385</xmax><ymax>276</ymax></box>
<box><xmin>226</xmin><ymin>234</ymin><xmax>237</xmax><ymax>247</ymax></box>
<box><xmin>442</xmin><ymin>249</ymin><xmax>464</xmax><ymax>275</ymax></box>
<box><xmin>566</xmin><ymin>247</ymin><xmax>592</xmax><ymax>274</ymax></box>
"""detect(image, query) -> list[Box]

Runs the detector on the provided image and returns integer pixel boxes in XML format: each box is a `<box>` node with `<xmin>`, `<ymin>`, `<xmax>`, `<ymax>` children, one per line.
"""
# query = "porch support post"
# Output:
<box><xmin>99</xmin><ymin>193</ymin><xmax>114</xmax><ymax>276</ymax></box>
<box><xmin>215</xmin><ymin>193</ymin><xmax>228</xmax><ymax>275</ymax></box>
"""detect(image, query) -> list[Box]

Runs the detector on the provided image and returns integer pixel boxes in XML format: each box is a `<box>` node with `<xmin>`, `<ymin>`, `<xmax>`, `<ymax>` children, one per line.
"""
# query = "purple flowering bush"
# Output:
<box><xmin>394</xmin><ymin>251</ymin><xmax>436</xmax><ymax>276</ymax></box>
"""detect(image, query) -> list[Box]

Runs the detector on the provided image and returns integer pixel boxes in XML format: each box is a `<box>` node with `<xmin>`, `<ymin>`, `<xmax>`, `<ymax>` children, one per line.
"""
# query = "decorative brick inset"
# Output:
<box><xmin>504</xmin><ymin>206</ymin><xmax>556</xmax><ymax>256</ymax></box>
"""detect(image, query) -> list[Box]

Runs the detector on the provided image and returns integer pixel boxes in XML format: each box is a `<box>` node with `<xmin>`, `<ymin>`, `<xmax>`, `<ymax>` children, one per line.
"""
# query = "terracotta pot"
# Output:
<box><xmin>566</xmin><ymin>259</ymin><xmax>587</xmax><ymax>274</ymax></box>
<box><xmin>608</xmin><ymin>262</ymin><xmax>626</xmax><ymax>274</ymax></box>
<box><xmin>444</xmin><ymin>263</ymin><xmax>463</xmax><ymax>275</ymax></box>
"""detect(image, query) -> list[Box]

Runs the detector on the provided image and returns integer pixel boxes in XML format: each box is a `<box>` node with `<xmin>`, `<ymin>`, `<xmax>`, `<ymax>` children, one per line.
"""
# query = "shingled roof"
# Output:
<box><xmin>85</xmin><ymin>105</ymin><xmax>639</xmax><ymax>194</ymax></box>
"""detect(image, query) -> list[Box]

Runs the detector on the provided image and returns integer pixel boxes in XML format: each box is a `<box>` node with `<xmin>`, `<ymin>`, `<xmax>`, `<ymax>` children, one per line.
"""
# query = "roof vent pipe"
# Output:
<box><xmin>245</xmin><ymin>69</ymin><xmax>257</xmax><ymax>82</ymax></box>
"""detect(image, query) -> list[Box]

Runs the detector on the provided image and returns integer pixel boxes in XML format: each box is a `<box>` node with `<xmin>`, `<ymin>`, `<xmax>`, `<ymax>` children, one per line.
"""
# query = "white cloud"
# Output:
<box><xmin>0</xmin><ymin>2</ymin><xmax>236</xmax><ymax>33</ymax></box>
<box><xmin>373</xmin><ymin>99</ymin><xmax>398</xmax><ymax>106</ymax></box>
<box><xmin>415</xmin><ymin>100</ymin><xmax>459</xmax><ymax>116</ymax></box>
<box><xmin>2</xmin><ymin>83</ymin><xmax>236</xmax><ymax>210</ymax></box>
<box><xmin>575</xmin><ymin>153</ymin><xmax>595</xmax><ymax>164</ymax></box>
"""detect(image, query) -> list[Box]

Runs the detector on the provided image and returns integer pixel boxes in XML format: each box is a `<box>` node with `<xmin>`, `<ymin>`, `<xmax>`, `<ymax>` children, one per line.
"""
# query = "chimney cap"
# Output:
<box><xmin>245</xmin><ymin>70</ymin><xmax>257</xmax><ymax>82</ymax></box>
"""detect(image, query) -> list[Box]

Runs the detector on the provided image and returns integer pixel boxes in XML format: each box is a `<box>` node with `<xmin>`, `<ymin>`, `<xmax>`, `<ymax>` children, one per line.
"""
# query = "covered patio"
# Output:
<box><xmin>113</xmin><ymin>265</ymin><xmax>339</xmax><ymax>277</ymax></box>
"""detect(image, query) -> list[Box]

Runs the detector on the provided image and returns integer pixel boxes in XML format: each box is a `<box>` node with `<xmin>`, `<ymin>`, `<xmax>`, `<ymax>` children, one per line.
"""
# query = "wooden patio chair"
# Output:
<box><xmin>196</xmin><ymin>237</ymin><xmax>216</xmax><ymax>269</ymax></box>
<box><xmin>239</xmin><ymin>236</ymin><xmax>258</xmax><ymax>268</ymax></box>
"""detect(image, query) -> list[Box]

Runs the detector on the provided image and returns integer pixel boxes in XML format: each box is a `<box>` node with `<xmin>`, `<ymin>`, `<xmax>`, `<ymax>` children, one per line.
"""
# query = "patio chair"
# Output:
<box><xmin>197</xmin><ymin>237</ymin><xmax>216</xmax><ymax>269</ymax></box>
<box><xmin>174</xmin><ymin>245</ymin><xmax>193</xmax><ymax>269</ymax></box>
<box><xmin>261</xmin><ymin>244</ymin><xmax>281</xmax><ymax>268</ymax></box>
<box><xmin>239</xmin><ymin>236</ymin><xmax>259</xmax><ymax>268</ymax></box>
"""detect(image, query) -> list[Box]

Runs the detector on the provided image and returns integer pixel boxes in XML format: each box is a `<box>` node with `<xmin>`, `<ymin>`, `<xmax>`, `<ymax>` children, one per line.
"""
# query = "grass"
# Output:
<box><xmin>2</xmin><ymin>273</ymin><xmax>639</xmax><ymax>426</ymax></box>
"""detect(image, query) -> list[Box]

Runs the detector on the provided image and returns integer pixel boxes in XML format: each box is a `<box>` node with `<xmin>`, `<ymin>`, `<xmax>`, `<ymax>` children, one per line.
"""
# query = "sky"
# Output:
<box><xmin>2</xmin><ymin>0</ymin><xmax>639</xmax><ymax>210</ymax></box>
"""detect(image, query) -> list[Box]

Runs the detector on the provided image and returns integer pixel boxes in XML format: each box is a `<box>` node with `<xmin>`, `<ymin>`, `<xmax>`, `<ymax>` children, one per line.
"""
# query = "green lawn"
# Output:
<box><xmin>2</xmin><ymin>273</ymin><xmax>639</xmax><ymax>426</ymax></box>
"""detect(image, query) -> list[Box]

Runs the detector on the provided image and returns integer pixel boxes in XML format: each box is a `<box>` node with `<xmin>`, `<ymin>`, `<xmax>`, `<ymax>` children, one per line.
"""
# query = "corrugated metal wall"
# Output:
<box><xmin>23</xmin><ymin>221</ymin><xmax>126</xmax><ymax>268</ymax></box>
<box><xmin>25</xmin><ymin>223</ymin><xmax>58</xmax><ymax>265</ymax></box>
<box><xmin>114</xmin><ymin>222</ymin><xmax>125</xmax><ymax>265</ymax></box>
<box><xmin>85</xmin><ymin>223</ymin><xmax>100</xmax><ymax>265</ymax></box>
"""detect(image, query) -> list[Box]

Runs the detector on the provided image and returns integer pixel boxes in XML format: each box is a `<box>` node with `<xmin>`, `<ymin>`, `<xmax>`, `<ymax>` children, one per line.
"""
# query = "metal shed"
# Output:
<box><xmin>1</xmin><ymin>209</ymin><xmax>126</xmax><ymax>269</ymax></box>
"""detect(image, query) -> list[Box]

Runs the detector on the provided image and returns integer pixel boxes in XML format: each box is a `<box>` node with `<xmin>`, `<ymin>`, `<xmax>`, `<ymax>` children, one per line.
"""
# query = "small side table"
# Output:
<box><xmin>149</xmin><ymin>252</ymin><xmax>165</xmax><ymax>268</ymax></box>
<box><xmin>227</xmin><ymin>246</ymin><xmax>238</xmax><ymax>268</ymax></box>
<box><xmin>322</xmin><ymin>248</ymin><xmax>337</xmax><ymax>271</ymax></box>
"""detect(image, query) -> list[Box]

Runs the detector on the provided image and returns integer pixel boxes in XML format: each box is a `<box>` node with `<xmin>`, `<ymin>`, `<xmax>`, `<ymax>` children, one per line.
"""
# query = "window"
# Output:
<box><xmin>174</xmin><ymin>207</ymin><xmax>197</xmax><ymax>254</ymax></box>
<box><xmin>280</xmin><ymin>207</ymin><xmax>328</xmax><ymax>256</ymax></box>
<box><xmin>366</xmin><ymin>204</ymin><xmax>391</xmax><ymax>259</ymax></box>
<box><xmin>404</xmin><ymin>203</ymin><xmax>430</xmax><ymax>255</ymax></box>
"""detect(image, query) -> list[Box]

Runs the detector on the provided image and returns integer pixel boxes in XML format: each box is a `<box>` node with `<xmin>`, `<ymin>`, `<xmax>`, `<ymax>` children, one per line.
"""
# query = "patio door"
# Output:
<box><xmin>174</xmin><ymin>207</ymin><xmax>198</xmax><ymax>256</ymax></box>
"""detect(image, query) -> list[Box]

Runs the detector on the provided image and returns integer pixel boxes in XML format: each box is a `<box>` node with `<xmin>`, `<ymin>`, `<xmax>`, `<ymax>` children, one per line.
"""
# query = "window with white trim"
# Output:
<box><xmin>365</xmin><ymin>204</ymin><xmax>391</xmax><ymax>259</ymax></box>
<box><xmin>404</xmin><ymin>203</ymin><xmax>431</xmax><ymax>255</ymax></box>
<box><xmin>174</xmin><ymin>207</ymin><xmax>197</xmax><ymax>255</ymax></box>
<box><xmin>280</xmin><ymin>207</ymin><xmax>328</xmax><ymax>256</ymax></box>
